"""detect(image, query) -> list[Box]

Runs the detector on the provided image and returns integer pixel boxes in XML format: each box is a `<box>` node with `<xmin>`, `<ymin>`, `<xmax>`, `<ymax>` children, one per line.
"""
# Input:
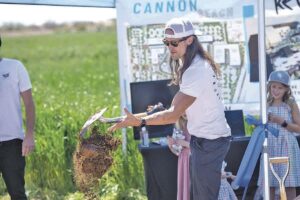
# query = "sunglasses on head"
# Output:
<box><xmin>163</xmin><ymin>37</ymin><xmax>187</xmax><ymax>47</ymax></box>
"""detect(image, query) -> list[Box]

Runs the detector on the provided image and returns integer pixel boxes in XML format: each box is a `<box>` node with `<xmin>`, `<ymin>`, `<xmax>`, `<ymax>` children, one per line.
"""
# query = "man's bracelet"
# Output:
<box><xmin>140</xmin><ymin>118</ymin><xmax>146</xmax><ymax>127</ymax></box>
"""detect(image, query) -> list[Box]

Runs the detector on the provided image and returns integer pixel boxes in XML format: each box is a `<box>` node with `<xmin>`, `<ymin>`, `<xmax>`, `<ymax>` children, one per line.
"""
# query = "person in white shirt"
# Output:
<box><xmin>0</xmin><ymin>35</ymin><xmax>35</xmax><ymax>200</ymax></box>
<box><xmin>108</xmin><ymin>17</ymin><xmax>231</xmax><ymax>200</ymax></box>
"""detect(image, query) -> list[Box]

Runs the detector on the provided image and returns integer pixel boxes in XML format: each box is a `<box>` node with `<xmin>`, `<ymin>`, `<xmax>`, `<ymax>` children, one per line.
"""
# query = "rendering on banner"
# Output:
<box><xmin>116</xmin><ymin>0</ymin><xmax>300</xmax><ymax>113</ymax></box>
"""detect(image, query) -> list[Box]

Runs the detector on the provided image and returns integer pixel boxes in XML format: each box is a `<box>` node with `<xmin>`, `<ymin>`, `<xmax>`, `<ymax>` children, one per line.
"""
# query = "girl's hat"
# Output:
<box><xmin>164</xmin><ymin>18</ymin><xmax>194</xmax><ymax>39</ymax></box>
<box><xmin>268</xmin><ymin>70</ymin><xmax>290</xmax><ymax>86</ymax></box>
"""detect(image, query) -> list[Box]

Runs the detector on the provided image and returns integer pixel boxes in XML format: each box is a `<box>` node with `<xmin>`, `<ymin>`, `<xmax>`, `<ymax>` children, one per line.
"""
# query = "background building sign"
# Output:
<box><xmin>116</xmin><ymin>0</ymin><xmax>300</xmax><ymax>114</ymax></box>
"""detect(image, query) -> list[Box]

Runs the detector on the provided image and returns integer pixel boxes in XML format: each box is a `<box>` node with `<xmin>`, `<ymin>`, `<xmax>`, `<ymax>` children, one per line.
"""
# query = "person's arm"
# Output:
<box><xmin>132</xmin><ymin>112</ymin><xmax>148</xmax><ymax>118</ymax></box>
<box><xmin>108</xmin><ymin>92</ymin><xmax>195</xmax><ymax>132</ymax></box>
<box><xmin>21</xmin><ymin>89</ymin><xmax>35</xmax><ymax>156</ymax></box>
<box><xmin>268</xmin><ymin>102</ymin><xmax>300</xmax><ymax>133</ymax></box>
<box><xmin>145</xmin><ymin>92</ymin><xmax>195</xmax><ymax>125</ymax></box>
<box><xmin>288</xmin><ymin>102</ymin><xmax>300</xmax><ymax>133</ymax></box>
<box><xmin>106</xmin><ymin>103</ymin><xmax>165</xmax><ymax>121</ymax></box>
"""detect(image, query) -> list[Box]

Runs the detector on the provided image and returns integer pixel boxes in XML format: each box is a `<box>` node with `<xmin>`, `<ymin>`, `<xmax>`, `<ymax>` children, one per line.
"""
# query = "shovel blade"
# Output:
<box><xmin>79</xmin><ymin>108</ymin><xmax>107</xmax><ymax>138</ymax></box>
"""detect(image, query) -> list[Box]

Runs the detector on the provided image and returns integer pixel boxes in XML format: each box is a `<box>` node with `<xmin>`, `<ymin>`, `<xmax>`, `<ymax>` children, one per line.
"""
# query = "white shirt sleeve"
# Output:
<box><xmin>180</xmin><ymin>67</ymin><xmax>207</xmax><ymax>98</ymax></box>
<box><xmin>17</xmin><ymin>61</ymin><xmax>32</xmax><ymax>92</ymax></box>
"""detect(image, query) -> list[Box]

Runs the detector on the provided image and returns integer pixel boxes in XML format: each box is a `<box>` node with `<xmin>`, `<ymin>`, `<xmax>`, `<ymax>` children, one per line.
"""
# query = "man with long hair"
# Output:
<box><xmin>109</xmin><ymin>18</ymin><xmax>231</xmax><ymax>199</ymax></box>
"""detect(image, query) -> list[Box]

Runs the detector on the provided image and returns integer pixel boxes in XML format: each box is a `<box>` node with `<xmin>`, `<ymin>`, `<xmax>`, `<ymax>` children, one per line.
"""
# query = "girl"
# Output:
<box><xmin>218</xmin><ymin>161</ymin><xmax>237</xmax><ymax>200</ymax></box>
<box><xmin>257</xmin><ymin>70</ymin><xmax>300</xmax><ymax>200</ymax></box>
<box><xmin>167</xmin><ymin>115</ymin><xmax>190</xmax><ymax>200</ymax></box>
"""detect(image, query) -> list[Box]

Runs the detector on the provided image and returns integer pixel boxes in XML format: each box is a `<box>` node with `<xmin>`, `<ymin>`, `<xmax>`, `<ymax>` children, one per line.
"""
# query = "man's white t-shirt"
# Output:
<box><xmin>0</xmin><ymin>58</ymin><xmax>32</xmax><ymax>141</ymax></box>
<box><xmin>180</xmin><ymin>55</ymin><xmax>231</xmax><ymax>139</ymax></box>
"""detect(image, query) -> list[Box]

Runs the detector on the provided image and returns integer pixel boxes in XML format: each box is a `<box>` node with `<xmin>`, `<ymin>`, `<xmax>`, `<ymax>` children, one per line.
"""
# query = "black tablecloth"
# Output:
<box><xmin>139</xmin><ymin>143</ymin><xmax>178</xmax><ymax>200</ymax></box>
<box><xmin>139</xmin><ymin>136</ymin><xmax>300</xmax><ymax>200</ymax></box>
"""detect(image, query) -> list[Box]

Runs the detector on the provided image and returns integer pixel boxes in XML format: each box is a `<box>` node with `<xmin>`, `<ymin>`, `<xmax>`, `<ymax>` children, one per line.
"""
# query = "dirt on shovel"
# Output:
<box><xmin>73</xmin><ymin>125</ymin><xmax>121</xmax><ymax>199</ymax></box>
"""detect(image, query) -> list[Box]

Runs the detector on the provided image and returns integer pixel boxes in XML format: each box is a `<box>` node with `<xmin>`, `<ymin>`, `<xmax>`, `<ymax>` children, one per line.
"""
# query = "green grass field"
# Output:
<box><xmin>0</xmin><ymin>31</ymin><xmax>146</xmax><ymax>200</ymax></box>
<box><xmin>0</xmin><ymin>29</ymin><xmax>256</xmax><ymax>200</ymax></box>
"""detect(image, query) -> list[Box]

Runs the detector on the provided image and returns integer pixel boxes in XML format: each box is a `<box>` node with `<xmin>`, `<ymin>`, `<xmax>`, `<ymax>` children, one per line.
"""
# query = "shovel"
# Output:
<box><xmin>79</xmin><ymin>108</ymin><xmax>123</xmax><ymax>138</ymax></box>
<box><xmin>269</xmin><ymin>156</ymin><xmax>289</xmax><ymax>200</ymax></box>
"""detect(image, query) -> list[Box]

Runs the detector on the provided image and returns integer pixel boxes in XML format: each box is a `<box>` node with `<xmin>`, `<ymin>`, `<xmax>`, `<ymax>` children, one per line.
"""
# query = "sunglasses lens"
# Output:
<box><xmin>163</xmin><ymin>40</ymin><xmax>170</xmax><ymax>46</ymax></box>
<box><xmin>163</xmin><ymin>40</ymin><xmax>179</xmax><ymax>47</ymax></box>
<box><xmin>170</xmin><ymin>41</ymin><xmax>179</xmax><ymax>47</ymax></box>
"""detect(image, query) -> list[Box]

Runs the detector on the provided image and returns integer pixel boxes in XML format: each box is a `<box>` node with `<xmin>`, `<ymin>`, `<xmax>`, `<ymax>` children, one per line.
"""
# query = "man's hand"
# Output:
<box><xmin>108</xmin><ymin>108</ymin><xmax>141</xmax><ymax>132</ymax></box>
<box><xmin>22</xmin><ymin>133</ymin><xmax>35</xmax><ymax>156</ymax></box>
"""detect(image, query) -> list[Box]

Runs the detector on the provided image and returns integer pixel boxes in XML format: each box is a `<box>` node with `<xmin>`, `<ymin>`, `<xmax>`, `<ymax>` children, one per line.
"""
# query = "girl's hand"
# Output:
<box><xmin>268</xmin><ymin>113</ymin><xmax>285</xmax><ymax>125</ymax></box>
<box><xmin>175</xmin><ymin>138</ymin><xmax>185</xmax><ymax>146</ymax></box>
<box><xmin>167</xmin><ymin>136</ymin><xmax>178</xmax><ymax>156</ymax></box>
<box><xmin>174</xmin><ymin>138</ymin><xmax>190</xmax><ymax>148</ymax></box>
<box><xmin>230</xmin><ymin>175</ymin><xmax>236</xmax><ymax>180</ymax></box>
<box><xmin>167</xmin><ymin>136</ymin><xmax>176</xmax><ymax>147</ymax></box>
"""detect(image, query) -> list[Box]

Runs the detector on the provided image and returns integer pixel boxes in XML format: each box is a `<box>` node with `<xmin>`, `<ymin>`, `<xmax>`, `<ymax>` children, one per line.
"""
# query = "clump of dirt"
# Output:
<box><xmin>73</xmin><ymin>126</ymin><xmax>121</xmax><ymax>197</ymax></box>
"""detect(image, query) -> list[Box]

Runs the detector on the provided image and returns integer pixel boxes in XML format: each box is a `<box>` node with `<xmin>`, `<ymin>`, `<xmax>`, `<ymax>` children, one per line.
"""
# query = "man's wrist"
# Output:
<box><xmin>140</xmin><ymin>118</ymin><xmax>147</xmax><ymax>127</ymax></box>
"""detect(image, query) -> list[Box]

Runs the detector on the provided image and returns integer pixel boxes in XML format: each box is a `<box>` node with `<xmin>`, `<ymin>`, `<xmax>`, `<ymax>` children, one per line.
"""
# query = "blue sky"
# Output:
<box><xmin>0</xmin><ymin>4</ymin><xmax>116</xmax><ymax>25</ymax></box>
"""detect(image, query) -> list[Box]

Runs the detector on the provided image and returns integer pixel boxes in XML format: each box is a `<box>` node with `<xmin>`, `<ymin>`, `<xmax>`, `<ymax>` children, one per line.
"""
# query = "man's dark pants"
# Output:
<box><xmin>190</xmin><ymin>135</ymin><xmax>231</xmax><ymax>200</ymax></box>
<box><xmin>0</xmin><ymin>139</ymin><xmax>27</xmax><ymax>200</ymax></box>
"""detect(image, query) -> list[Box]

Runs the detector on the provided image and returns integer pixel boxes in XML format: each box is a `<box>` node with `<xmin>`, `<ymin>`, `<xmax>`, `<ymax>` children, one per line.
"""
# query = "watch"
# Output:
<box><xmin>140</xmin><ymin>118</ymin><xmax>147</xmax><ymax>127</ymax></box>
<box><xmin>281</xmin><ymin>120</ymin><xmax>288</xmax><ymax>128</ymax></box>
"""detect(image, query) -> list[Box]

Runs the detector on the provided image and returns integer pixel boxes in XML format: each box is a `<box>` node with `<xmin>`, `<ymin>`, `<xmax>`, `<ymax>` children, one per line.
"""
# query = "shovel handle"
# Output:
<box><xmin>269</xmin><ymin>156</ymin><xmax>289</xmax><ymax>164</ymax></box>
<box><xmin>99</xmin><ymin>117</ymin><xmax>124</xmax><ymax>123</ymax></box>
<box><xmin>279</xmin><ymin>184</ymin><xmax>287</xmax><ymax>200</ymax></box>
<box><xmin>269</xmin><ymin>156</ymin><xmax>289</xmax><ymax>200</ymax></box>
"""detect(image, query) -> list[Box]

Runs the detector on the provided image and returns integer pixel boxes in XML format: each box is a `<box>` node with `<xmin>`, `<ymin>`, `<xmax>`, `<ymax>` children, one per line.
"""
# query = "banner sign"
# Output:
<box><xmin>0</xmin><ymin>0</ymin><xmax>115</xmax><ymax>7</ymax></box>
<box><xmin>116</xmin><ymin>0</ymin><xmax>300</xmax><ymax>114</ymax></box>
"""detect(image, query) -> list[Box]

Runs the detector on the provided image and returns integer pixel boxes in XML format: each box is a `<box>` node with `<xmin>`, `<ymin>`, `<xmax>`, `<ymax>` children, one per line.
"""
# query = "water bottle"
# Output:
<box><xmin>171</xmin><ymin>128</ymin><xmax>183</xmax><ymax>155</ymax></box>
<box><xmin>139</xmin><ymin>128</ymin><xmax>143</xmax><ymax>145</ymax></box>
<box><xmin>140</xmin><ymin>127</ymin><xmax>149</xmax><ymax>147</ymax></box>
<box><xmin>172</xmin><ymin>128</ymin><xmax>179</xmax><ymax>140</ymax></box>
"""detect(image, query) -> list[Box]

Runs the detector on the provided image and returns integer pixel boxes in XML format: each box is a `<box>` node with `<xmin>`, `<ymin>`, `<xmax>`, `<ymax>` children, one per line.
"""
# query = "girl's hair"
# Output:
<box><xmin>169</xmin><ymin>35</ymin><xmax>220</xmax><ymax>85</ymax></box>
<box><xmin>267</xmin><ymin>81</ymin><xmax>295</xmax><ymax>108</ymax></box>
